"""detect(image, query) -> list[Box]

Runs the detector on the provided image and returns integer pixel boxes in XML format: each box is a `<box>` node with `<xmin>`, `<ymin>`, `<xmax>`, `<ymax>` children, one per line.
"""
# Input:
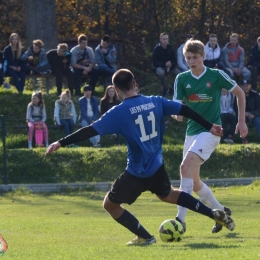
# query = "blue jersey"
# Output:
<box><xmin>92</xmin><ymin>95</ymin><xmax>182</xmax><ymax>178</ymax></box>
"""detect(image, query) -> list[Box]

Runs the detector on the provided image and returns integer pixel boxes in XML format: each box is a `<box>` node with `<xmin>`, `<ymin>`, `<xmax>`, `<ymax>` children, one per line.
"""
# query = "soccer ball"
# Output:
<box><xmin>158</xmin><ymin>219</ymin><xmax>184</xmax><ymax>242</ymax></box>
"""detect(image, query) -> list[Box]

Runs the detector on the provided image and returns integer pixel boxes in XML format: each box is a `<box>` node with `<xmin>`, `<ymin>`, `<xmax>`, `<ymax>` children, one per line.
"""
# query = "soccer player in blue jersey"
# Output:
<box><xmin>172</xmin><ymin>39</ymin><xmax>248</xmax><ymax>234</ymax></box>
<box><xmin>46</xmin><ymin>69</ymin><xmax>235</xmax><ymax>246</ymax></box>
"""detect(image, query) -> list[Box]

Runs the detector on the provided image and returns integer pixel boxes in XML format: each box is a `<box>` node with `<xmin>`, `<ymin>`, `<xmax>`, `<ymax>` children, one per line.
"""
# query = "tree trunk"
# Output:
<box><xmin>25</xmin><ymin>0</ymin><xmax>58</xmax><ymax>51</ymax></box>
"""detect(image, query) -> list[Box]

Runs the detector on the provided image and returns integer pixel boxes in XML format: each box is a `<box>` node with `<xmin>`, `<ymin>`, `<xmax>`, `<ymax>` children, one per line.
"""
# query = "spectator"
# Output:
<box><xmin>70</xmin><ymin>34</ymin><xmax>99</xmax><ymax>96</ymax></box>
<box><xmin>100</xmin><ymin>85</ymin><xmax>121</xmax><ymax>145</ymax></box>
<box><xmin>222</xmin><ymin>33</ymin><xmax>251</xmax><ymax>82</ymax></box>
<box><xmin>47</xmin><ymin>43</ymin><xmax>74</xmax><ymax>95</ymax></box>
<box><xmin>78</xmin><ymin>85</ymin><xmax>100</xmax><ymax>147</ymax></box>
<box><xmin>3</xmin><ymin>33</ymin><xmax>26</xmax><ymax>93</ymax></box>
<box><xmin>220</xmin><ymin>88</ymin><xmax>237</xmax><ymax>144</ymax></box>
<box><xmin>177</xmin><ymin>34</ymin><xmax>193</xmax><ymax>72</ymax></box>
<box><xmin>234</xmin><ymin>80</ymin><xmax>260</xmax><ymax>143</ymax></box>
<box><xmin>204</xmin><ymin>34</ymin><xmax>222</xmax><ymax>68</ymax></box>
<box><xmin>54</xmin><ymin>89</ymin><xmax>77</xmax><ymax>136</ymax></box>
<box><xmin>26</xmin><ymin>91</ymin><xmax>49</xmax><ymax>149</ymax></box>
<box><xmin>248</xmin><ymin>36</ymin><xmax>260</xmax><ymax>91</ymax></box>
<box><xmin>152</xmin><ymin>32</ymin><xmax>180</xmax><ymax>96</ymax></box>
<box><xmin>95</xmin><ymin>35</ymin><xmax>117</xmax><ymax>90</ymax></box>
<box><xmin>21</xmin><ymin>39</ymin><xmax>51</xmax><ymax>75</ymax></box>
<box><xmin>0</xmin><ymin>51</ymin><xmax>11</xmax><ymax>90</ymax></box>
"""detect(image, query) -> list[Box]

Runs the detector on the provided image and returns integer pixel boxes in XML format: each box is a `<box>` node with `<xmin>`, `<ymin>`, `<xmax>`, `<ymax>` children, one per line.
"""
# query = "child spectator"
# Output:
<box><xmin>54</xmin><ymin>89</ymin><xmax>77</xmax><ymax>135</ymax></box>
<box><xmin>78</xmin><ymin>85</ymin><xmax>100</xmax><ymax>147</ymax></box>
<box><xmin>21</xmin><ymin>39</ymin><xmax>51</xmax><ymax>75</ymax></box>
<box><xmin>26</xmin><ymin>91</ymin><xmax>49</xmax><ymax>148</ymax></box>
<box><xmin>100</xmin><ymin>85</ymin><xmax>121</xmax><ymax>145</ymax></box>
<box><xmin>3</xmin><ymin>33</ymin><xmax>26</xmax><ymax>93</ymax></box>
<box><xmin>220</xmin><ymin>88</ymin><xmax>237</xmax><ymax>144</ymax></box>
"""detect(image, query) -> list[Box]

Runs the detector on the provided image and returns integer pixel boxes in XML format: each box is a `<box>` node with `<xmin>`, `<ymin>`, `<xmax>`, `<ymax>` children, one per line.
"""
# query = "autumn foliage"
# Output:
<box><xmin>0</xmin><ymin>0</ymin><xmax>260</xmax><ymax>71</ymax></box>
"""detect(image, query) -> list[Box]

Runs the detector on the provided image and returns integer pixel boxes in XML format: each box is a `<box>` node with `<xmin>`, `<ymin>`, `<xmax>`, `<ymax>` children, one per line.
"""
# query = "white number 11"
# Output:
<box><xmin>135</xmin><ymin>111</ymin><xmax>158</xmax><ymax>142</ymax></box>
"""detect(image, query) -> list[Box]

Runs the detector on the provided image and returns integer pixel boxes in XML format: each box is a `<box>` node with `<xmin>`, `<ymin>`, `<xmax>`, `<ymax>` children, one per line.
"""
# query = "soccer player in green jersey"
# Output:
<box><xmin>172</xmin><ymin>39</ymin><xmax>248</xmax><ymax>234</ymax></box>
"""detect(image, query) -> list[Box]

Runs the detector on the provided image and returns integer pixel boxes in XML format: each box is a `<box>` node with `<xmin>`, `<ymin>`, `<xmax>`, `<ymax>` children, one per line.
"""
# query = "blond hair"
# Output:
<box><xmin>183</xmin><ymin>39</ymin><xmax>205</xmax><ymax>56</ymax></box>
<box><xmin>9</xmin><ymin>33</ymin><xmax>23</xmax><ymax>58</ymax></box>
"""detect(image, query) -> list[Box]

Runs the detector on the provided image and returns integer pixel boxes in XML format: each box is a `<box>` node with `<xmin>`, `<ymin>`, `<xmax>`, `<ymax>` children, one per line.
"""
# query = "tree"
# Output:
<box><xmin>25</xmin><ymin>0</ymin><xmax>58</xmax><ymax>50</ymax></box>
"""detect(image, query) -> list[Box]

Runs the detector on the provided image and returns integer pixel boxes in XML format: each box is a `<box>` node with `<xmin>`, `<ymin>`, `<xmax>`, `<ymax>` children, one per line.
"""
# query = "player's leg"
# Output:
<box><xmin>103</xmin><ymin>171</ymin><xmax>155</xmax><ymax>245</ymax></box>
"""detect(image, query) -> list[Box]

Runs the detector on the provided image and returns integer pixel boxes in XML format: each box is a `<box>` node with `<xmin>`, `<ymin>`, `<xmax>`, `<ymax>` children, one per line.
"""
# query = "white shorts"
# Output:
<box><xmin>183</xmin><ymin>132</ymin><xmax>220</xmax><ymax>163</ymax></box>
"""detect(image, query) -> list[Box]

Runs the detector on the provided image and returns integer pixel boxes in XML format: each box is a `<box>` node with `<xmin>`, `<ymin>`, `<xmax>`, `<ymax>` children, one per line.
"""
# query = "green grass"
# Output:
<box><xmin>1</xmin><ymin>184</ymin><xmax>260</xmax><ymax>259</ymax></box>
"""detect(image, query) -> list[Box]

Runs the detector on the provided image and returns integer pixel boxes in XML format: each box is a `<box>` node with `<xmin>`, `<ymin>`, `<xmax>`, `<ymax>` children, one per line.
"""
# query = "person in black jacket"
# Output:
<box><xmin>3</xmin><ymin>33</ymin><xmax>26</xmax><ymax>93</ymax></box>
<box><xmin>234</xmin><ymin>80</ymin><xmax>260</xmax><ymax>143</ymax></box>
<box><xmin>249</xmin><ymin>36</ymin><xmax>260</xmax><ymax>91</ymax></box>
<box><xmin>152</xmin><ymin>32</ymin><xmax>180</xmax><ymax>96</ymax></box>
<box><xmin>47</xmin><ymin>43</ymin><xmax>74</xmax><ymax>95</ymax></box>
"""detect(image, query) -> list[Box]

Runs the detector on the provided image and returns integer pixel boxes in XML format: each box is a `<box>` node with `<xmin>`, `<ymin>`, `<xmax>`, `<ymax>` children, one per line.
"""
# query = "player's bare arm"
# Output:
<box><xmin>231</xmin><ymin>86</ymin><xmax>248</xmax><ymax>138</ymax></box>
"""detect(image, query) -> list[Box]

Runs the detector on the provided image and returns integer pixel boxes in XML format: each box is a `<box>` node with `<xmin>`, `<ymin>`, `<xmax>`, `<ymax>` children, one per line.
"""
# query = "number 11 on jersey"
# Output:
<box><xmin>135</xmin><ymin>111</ymin><xmax>158</xmax><ymax>142</ymax></box>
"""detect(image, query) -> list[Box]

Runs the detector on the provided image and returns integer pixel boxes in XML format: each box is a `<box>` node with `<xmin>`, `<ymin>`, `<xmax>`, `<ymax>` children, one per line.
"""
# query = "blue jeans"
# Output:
<box><xmin>5</xmin><ymin>68</ymin><xmax>25</xmax><ymax>92</ymax></box>
<box><xmin>60</xmin><ymin>119</ymin><xmax>75</xmax><ymax>135</ymax></box>
<box><xmin>252</xmin><ymin>117</ymin><xmax>260</xmax><ymax>137</ymax></box>
<box><xmin>80</xmin><ymin>119</ymin><xmax>100</xmax><ymax>145</ymax></box>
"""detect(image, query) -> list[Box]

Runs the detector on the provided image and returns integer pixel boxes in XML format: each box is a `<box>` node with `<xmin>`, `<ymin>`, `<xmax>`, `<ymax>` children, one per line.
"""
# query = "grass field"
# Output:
<box><xmin>1</xmin><ymin>183</ymin><xmax>260</xmax><ymax>260</ymax></box>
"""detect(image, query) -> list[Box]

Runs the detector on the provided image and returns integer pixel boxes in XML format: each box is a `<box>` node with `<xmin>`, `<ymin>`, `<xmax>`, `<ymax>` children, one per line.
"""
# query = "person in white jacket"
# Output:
<box><xmin>54</xmin><ymin>89</ymin><xmax>77</xmax><ymax>135</ymax></box>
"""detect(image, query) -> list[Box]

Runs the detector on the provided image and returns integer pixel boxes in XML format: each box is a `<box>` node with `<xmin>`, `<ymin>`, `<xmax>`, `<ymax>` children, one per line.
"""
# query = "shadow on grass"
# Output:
<box><xmin>183</xmin><ymin>242</ymin><xmax>239</xmax><ymax>249</ymax></box>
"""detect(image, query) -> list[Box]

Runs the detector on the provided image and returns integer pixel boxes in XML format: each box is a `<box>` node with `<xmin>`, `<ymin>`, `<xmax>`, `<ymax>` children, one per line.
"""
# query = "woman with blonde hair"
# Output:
<box><xmin>3</xmin><ymin>33</ymin><xmax>26</xmax><ymax>93</ymax></box>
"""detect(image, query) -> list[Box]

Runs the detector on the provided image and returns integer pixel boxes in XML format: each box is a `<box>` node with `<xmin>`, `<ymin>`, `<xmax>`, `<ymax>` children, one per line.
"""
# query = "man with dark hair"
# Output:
<box><xmin>70</xmin><ymin>34</ymin><xmax>99</xmax><ymax>96</ymax></box>
<box><xmin>95</xmin><ymin>35</ymin><xmax>117</xmax><ymax>90</ymax></box>
<box><xmin>152</xmin><ymin>32</ymin><xmax>180</xmax><ymax>96</ymax></box>
<box><xmin>249</xmin><ymin>36</ymin><xmax>260</xmax><ymax>91</ymax></box>
<box><xmin>47</xmin><ymin>43</ymin><xmax>74</xmax><ymax>95</ymax></box>
<box><xmin>46</xmin><ymin>68</ymin><xmax>235</xmax><ymax>246</ymax></box>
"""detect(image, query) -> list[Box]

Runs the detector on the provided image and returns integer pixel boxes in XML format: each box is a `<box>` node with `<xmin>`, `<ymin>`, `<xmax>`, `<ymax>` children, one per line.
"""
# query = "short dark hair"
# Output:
<box><xmin>112</xmin><ymin>69</ymin><xmax>134</xmax><ymax>91</ymax></box>
<box><xmin>78</xmin><ymin>34</ymin><xmax>88</xmax><ymax>43</ymax></box>
<box><xmin>209</xmin><ymin>33</ymin><xmax>217</xmax><ymax>38</ymax></box>
<box><xmin>102</xmin><ymin>35</ymin><xmax>110</xmax><ymax>43</ymax></box>
<box><xmin>160</xmin><ymin>32</ymin><xmax>168</xmax><ymax>38</ymax></box>
<box><xmin>33</xmin><ymin>39</ymin><xmax>44</xmax><ymax>48</ymax></box>
<box><xmin>83</xmin><ymin>85</ymin><xmax>92</xmax><ymax>92</ymax></box>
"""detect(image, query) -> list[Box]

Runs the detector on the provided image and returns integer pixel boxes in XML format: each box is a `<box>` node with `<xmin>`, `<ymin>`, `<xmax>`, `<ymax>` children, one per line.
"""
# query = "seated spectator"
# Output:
<box><xmin>100</xmin><ymin>85</ymin><xmax>121</xmax><ymax>145</ymax></box>
<box><xmin>47</xmin><ymin>43</ymin><xmax>74</xmax><ymax>95</ymax></box>
<box><xmin>177</xmin><ymin>34</ymin><xmax>193</xmax><ymax>72</ymax></box>
<box><xmin>220</xmin><ymin>88</ymin><xmax>237</xmax><ymax>144</ymax></box>
<box><xmin>152</xmin><ymin>32</ymin><xmax>180</xmax><ymax>96</ymax></box>
<box><xmin>204</xmin><ymin>33</ymin><xmax>222</xmax><ymax>68</ymax></box>
<box><xmin>21</xmin><ymin>39</ymin><xmax>51</xmax><ymax>75</ymax></box>
<box><xmin>26</xmin><ymin>91</ymin><xmax>49</xmax><ymax>149</ymax></box>
<box><xmin>0</xmin><ymin>51</ymin><xmax>10</xmax><ymax>90</ymax></box>
<box><xmin>3</xmin><ymin>33</ymin><xmax>26</xmax><ymax>93</ymax></box>
<box><xmin>95</xmin><ymin>35</ymin><xmax>117</xmax><ymax>90</ymax></box>
<box><xmin>234</xmin><ymin>80</ymin><xmax>260</xmax><ymax>143</ymax></box>
<box><xmin>70</xmin><ymin>34</ymin><xmax>99</xmax><ymax>96</ymax></box>
<box><xmin>54</xmin><ymin>89</ymin><xmax>77</xmax><ymax>136</ymax></box>
<box><xmin>222</xmin><ymin>33</ymin><xmax>251</xmax><ymax>82</ymax></box>
<box><xmin>248</xmin><ymin>36</ymin><xmax>260</xmax><ymax>91</ymax></box>
<box><xmin>78</xmin><ymin>85</ymin><xmax>100</xmax><ymax>147</ymax></box>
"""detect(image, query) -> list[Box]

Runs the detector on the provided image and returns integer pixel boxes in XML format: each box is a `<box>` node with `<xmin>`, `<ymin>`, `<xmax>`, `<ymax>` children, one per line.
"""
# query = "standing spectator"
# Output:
<box><xmin>54</xmin><ymin>89</ymin><xmax>77</xmax><ymax>136</ymax></box>
<box><xmin>78</xmin><ymin>85</ymin><xmax>100</xmax><ymax>147</ymax></box>
<box><xmin>0</xmin><ymin>51</ymin><xmax>10</xmax><ymax>90</ymax></box>
<box><xmin>100</xmin><ymin>85</ymin><xmax>121</xmax><ymax>145</ymax></box>
<box><xmin>220</xmin><ymin>88</ymin><xmax>237</xmax><ymax>144</ymax></box>
<box><xmin>248</xmin><ymin>36</ymin><xmax>260</xmax><ymax>91</ymax></box>
<box><xmin>21</xmin><ymin>39</ymin><xmax>51</xmax><ymax>75</ymax></box>
<box><xmin>95</xmin><ymin>35</ymin><xmax>117</xmax><ymax>90</ymax></box>
<box><xmin>47</xmin><ymin>43</ymin><xmax>74</xmax><ymax>95</ymax></box>
<box><xmin>177</xmin><ymin>34</ymin><xmax>193</xmax><ymax>72</ymax></box>
<box><xmin>26</xmin><ymin>91</ymin><xmax>49</xmax><ymax>149</ymax></box>
<box><xmin>71</xmin><ymin>34</ymin><xmax>99</xmax><ymax>96</ymax></box>
<box><xmin>3</xmin><ymin>33</ymin><xmax>26</xmax><ymax>93</ymax></box>
<box><xmin>222</xmin><ymin>33</ymin><xmax>251</xmax><ymax>81</ymax></box>
<box><xmin>204</xmin><ymin>34</ymin><xmax>222</xmax><ymax>68</ymax></box>
<box><xmin>152</xmin><ymin>32</ymin><xmax>180</xmax><ymax>96</ymax></box>
<box><xmin>234</xmin><ymin>80</ymin><xmax>260</xmax><ymax>143</ymax></box>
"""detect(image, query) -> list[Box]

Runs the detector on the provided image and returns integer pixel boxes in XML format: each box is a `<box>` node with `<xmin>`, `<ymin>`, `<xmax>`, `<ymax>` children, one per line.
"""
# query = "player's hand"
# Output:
<box><xmin>45</xmin><ymin>141</ymin><xmax>61</xmax><ymax>156</ymax></box>
<box><xmin>210</xmin><ymin>124</ymin><xmax>223</xmax><ymax>137</ymax></box>
<box><xmin>171</xmin><ymin>115</ymin><xmax>183</xmax><ymax>122</ymax></box>
<box><xmin>235</xmin><ymin>122</ymin><xmax>248</xmax><ymax>138</ymax></box>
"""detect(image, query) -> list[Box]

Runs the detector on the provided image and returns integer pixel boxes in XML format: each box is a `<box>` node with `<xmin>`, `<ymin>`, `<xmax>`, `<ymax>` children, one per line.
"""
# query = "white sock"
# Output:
<box><xmin>177</xmin><ymin>178</ymin><xmax>194</xmax><ymax>222</ymax></box>
<box><xmin>195</xmin><ymin>182</ymin><xmax>224</xmax><ymax>210</ymax></box>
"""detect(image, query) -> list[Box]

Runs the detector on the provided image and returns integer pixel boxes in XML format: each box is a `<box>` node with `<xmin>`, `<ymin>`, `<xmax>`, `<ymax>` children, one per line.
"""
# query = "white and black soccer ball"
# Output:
<box><xmin>158</xmin><ymin>219</ymin><xmax>184</xmax><ymax>242</ymax></box>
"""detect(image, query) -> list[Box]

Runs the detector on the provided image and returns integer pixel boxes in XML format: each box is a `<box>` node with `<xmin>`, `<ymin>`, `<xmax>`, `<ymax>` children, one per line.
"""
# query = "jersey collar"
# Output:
<box><xmin>191</xmin><ymin>66</ymin><xmax>207</xmax><ymax>80</ymax></box>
